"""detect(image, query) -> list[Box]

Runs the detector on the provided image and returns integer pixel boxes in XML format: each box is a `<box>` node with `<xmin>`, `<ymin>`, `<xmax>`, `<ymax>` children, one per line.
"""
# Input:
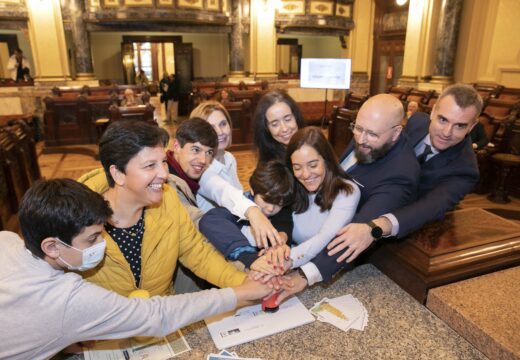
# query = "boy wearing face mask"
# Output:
<box><xmin>0</xmin><ymin>179</ymin><xmax>273</xmax><ymax>360</ymax></box>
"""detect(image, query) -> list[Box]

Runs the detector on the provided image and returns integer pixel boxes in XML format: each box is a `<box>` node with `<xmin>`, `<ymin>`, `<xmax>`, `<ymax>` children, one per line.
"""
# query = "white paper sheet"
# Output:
<box><xmin>205</xmin><ymin>296</ymin><xmax>315</xmax><ymax>350</ymax></box>
<box><xmin>83</xmin><ymin>330</ymin><xmax>190</xmax><ymax>360</ymax></box>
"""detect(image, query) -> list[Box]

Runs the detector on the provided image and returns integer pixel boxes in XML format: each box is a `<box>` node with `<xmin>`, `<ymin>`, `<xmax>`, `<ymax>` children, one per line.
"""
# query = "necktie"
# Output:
<box><xmin>417</xmin><ymin>144</ymin><xmax>432</xmax><ymax>164</ymax></box>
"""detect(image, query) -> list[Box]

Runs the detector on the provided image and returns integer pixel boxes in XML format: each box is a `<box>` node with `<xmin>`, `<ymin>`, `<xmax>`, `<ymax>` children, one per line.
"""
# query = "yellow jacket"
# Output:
<box><xmin>78</xmin><ymin>168</ymin><xmax>246</xmax><ymax>297</ymax></box>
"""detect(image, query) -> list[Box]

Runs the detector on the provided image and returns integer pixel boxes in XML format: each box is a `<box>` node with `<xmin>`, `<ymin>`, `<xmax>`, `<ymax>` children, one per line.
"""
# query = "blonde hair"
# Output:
<box><xmin>190</xmin><ymin>100</ymin><xmax>232</xmax><ymax>126</ymax></box>
<box><xmin>190</xmin><ymin>100</ymin><xmax>233</xmax><ymax>148</ymax></box>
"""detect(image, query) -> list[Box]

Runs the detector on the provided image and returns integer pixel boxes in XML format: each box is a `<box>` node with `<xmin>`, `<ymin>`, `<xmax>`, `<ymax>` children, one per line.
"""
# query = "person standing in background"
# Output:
<box><xmin>135</xmin><ymin>68</ymin><xmax>149</xmax><ymax>87</ymax></box>
<box><xmin>7</xmin><ymin>48</ymin><xmax>31</xmax><ymax>82</ymax></box>
<box><xmin>159</xmin><ymin>72</ymin><xmax>170</xmax><ymax>117</ymax></box>
<box><xmin>165</xmin><ymin>73</ymin><xmax>181</xmax><ymax>124</ymax></box>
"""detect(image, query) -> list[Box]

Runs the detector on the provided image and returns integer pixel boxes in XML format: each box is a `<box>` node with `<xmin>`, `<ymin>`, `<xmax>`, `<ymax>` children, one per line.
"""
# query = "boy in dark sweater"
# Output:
<box><xmin>199</xmin><ymin>160</ymin><xmax>294</xmax><ymax>272</ymax></box>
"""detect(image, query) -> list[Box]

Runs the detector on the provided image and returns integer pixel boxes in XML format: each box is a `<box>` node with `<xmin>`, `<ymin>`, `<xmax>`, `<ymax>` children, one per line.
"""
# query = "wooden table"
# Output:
<box><xmin>368</xmin><ymin>208</ymin><xmax>520</xmax><ymax>303</ymax></box>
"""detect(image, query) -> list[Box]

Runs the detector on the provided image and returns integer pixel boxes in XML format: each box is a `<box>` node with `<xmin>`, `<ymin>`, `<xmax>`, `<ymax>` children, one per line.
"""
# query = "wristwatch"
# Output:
<box><xmin>367</xmin><ymin>221</ymin><xmax>383</xmax><ymax>241</ymax></box>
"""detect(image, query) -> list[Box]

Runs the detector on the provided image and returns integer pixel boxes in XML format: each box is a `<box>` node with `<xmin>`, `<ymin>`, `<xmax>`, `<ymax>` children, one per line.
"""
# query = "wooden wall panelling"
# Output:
<box><xmin>0</xmin><ymin>129</ymin><xmax>30</xmax><ymax>227</ymax></box>
<box><xmin>4</xmin><ymin>120</ymin><xmax>41</xmax><ymax>186</ymax></box>
<box><xmin>328</xmin><ymin>106</ymin><xmax>356</xmax><ymax>157</ymax></box>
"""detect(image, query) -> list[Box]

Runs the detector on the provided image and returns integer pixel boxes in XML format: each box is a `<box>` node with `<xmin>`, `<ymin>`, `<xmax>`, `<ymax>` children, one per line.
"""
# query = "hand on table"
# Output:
<box><xmin>234</xmin><ymin>276</ymin><xmax>276</xmax><ymax>303</ymax></box>
<box><xmin>274</xmin><ymin>270</ymin><xmax>308</xmax><ymax>305</ymax></box>
<box><xmin>248</xmin><ymin>271</ymin><xmax>296</xmax><ymax>293</ymax></box>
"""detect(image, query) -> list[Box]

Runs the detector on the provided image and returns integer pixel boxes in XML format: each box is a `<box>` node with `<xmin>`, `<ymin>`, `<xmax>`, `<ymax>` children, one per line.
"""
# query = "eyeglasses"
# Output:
<box><xmin>350</xmin><ymin>122</ymin><xmax>401</xmax><ymax>141</ymax></box>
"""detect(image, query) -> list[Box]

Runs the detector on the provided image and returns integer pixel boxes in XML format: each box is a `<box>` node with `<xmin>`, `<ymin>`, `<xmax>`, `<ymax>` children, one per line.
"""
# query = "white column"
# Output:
<box><xmin>26</xmin><ymin>0</ymin><xmax>71</xmax><ymax>82</ymax></box>
<box><xmin>400</xmin><ymin>0</ymin><xmax>439</xmax><ymax>89</ymax></box>
<box><xmin>250</xmin><ymin>0</ymin><xmax>277</xmax><ymax>77</ymax></box>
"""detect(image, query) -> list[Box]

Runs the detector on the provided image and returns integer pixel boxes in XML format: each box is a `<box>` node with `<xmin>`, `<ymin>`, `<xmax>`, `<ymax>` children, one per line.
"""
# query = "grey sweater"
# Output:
<box><xmin>0</xmin><ymin>231</ymin><xmax>236</xmax><ymax>360</ymax></box>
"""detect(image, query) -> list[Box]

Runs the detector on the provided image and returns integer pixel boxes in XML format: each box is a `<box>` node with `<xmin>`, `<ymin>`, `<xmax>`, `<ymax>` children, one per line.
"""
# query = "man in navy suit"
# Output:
<box><xmin>270</xmin><ymin>85</ymin><xmax>481</xmax><ymax>304</ymax></box>
<box><xmin>327</xmin><ymin>83</ymin><xmax>481</xmax><ymax>263</ymax></box>
<box><xmin>268</xmin><ymin>94</ymin><xmax>420</xmax><ymax>301</ymax></box>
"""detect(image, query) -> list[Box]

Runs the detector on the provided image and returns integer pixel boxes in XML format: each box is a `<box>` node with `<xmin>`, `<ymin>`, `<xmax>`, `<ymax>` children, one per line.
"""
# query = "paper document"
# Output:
<box><xmin>205</xmin><ymin>296</ymin><xmax>314</xmax><ymax>349</ymax></box>
<box><xmin>310</xmin><ymin>294</ymin><xmax>368</xmax><ymax>332</ymax></box>
<box><xmin>83</xmin><ymin>330</ymin><xmax>190</xmax><ymax>360</ymax></box>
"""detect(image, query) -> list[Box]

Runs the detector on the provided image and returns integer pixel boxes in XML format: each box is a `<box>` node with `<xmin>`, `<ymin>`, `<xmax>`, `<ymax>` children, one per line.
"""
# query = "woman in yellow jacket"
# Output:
<box><xmin>78</xmin><ymin>120</ymin><xmax>247</xmax><ymax>297</ymax></box>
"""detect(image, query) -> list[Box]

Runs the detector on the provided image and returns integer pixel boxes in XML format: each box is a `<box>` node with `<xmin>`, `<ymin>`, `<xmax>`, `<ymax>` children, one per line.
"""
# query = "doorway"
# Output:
<box><xmin>122</xmin><ymin>42</ymin><xmax>176</xmax><ymax>84</ymax></box>
<box><xmin>121</xmin><ymin>36</ymin><xmax>193</xmax><ymax>115</ymax></box>
<box><xmin>370</xmin><ymin>1</ymin><xmax>408</xmax><ymax>95</ymax></box>
<box><xmin>0</xmin><ymin>34</ymin><xmax>19</xmax><ymax>79</ymax></box>
<box><xmin>276</xmin><ymin>38</ymin><xmax>302</xmax><ymax>79</ymax></box>
<box><xmin>372</xmin><ymin>38</ymin><xmax>405</xmax><ymax>94</ymax></box>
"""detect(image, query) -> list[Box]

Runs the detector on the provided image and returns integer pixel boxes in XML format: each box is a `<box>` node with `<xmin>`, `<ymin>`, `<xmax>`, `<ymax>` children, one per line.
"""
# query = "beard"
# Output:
<box><xmin>355</xmin><ymin>140</ymin><xmax>394</xmax><ymax>164</ymax></box>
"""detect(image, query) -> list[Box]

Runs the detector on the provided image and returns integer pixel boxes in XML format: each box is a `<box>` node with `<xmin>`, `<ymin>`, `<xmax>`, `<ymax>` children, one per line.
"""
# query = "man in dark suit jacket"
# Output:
<box><xmin>327</xmin><ymin>83</ymin><xmax>481</xmax><ymax>263</ymax></box>
<box><xmin>270</xmin><ymin>85</ymin><xmax>481</xmax><ymax>305</ymax></box>
<box><xmin>269</xmin><ymin>94</ymin><xmax>420</xmax><ymax>300</ymax></box>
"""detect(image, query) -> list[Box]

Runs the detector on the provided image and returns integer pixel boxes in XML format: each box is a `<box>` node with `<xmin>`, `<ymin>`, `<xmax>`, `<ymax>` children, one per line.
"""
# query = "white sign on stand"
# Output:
<box><xmin>300</xmin><ymin>58</ymin><xmax>352</xmax><ymax>90</ymax></box>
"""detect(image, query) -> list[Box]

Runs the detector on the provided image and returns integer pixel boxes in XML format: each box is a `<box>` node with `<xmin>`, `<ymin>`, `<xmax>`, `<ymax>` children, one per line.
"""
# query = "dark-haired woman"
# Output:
<box><xmin>252</xmin><ymin>90</ymin><xmax>305</xmax><ymax>163</ymax></box>
<box><xmin>77</xmin><ymin>120</ymin><xmax>249</xmax><ymax>297</ymax></box>
<box><xmin>286</xmin><ymin>127</ymin><xmax>360</xmax><ymax>269</ymax></box>
<box><xmin>191</xmin><ymin>101</ymin><xmax>284</xmax><ymax>248</ymax></box>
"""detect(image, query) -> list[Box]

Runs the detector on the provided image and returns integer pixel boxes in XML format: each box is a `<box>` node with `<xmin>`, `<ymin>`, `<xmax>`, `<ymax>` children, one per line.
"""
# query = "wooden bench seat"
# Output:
<box><xmin>299</xmin><ymin>100</ymin><xmax>341</xmax><ymax>127</ymax></box>
<box><xmin>497</xmin><ymin>87</ymin><xmax>520</xmax><ymax>102</ymax></box>
<box><xmin>0</xmin><ymin>120</ymin><xmax>41</xmax><ymax>232</ymax></box>
<box><xmin>109</xmin><ymin>103</ymin><xmax>156</xmax><ymax>124</ymax></box>
<box><xmin>223</xmin><ymin>100</ymin><xmax>253</xmax><ymax>150</ymax></box>
<box><xmin>343</xmin><ymin>91</ymin><xmax>368</xmax><ymax>111</ymax></box>
<box><xmin>52</xmin><ymin>84</ymin><xmax>147</xmax><ymax>98</ymax></box>
<box><xmin>386</xmin><ymin>85</ymin><xmax>412</xmax><ymax>101</ymax></box>
<box><xmin>328</xmin><ymin>106</ymin><xmax>356</xmax><ymax>157</ymax></box>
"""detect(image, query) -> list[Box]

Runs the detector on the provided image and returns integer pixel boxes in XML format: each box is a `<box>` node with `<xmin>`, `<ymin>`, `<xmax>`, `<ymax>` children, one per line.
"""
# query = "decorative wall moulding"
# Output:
<box><xmin>178</xmin><ymin>0</ymin><xmax>203</xmax><ymax>9</ymax></box>
<box><xmin>309</xmin><ymin>1</ymin><xmax>333</xmax><ymax>16</ymax></box>
<box><xmin>277</xmin><ymin>0</ymin><xmax>305</xmax><ymax>16</ymax></box>
<box><xmin>157</xmin><ymin>0</ymin><xmax>174</xmax><ymax>6</ymax></box>
<box><xmin>206</xmin><ymin>0</ymin><xmax>219</xmax><ymax>11</ymax></box>
<box><xmin>125</xmin><ymin>0</ymin><xmax>154</xmax><ymax>6</ymax></box>
<box><xmin>336</xmin><ymin>4</ymin><xmax>351</xmax><ymax>18</ymax></box>
<box><xmin>103</xmin><ymin>0</ymin><xmax>119</xmax><ymax>7</ymax></box>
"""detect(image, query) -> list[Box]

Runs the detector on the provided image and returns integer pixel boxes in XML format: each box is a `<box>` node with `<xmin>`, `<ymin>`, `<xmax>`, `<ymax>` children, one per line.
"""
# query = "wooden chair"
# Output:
<box><xmin>472</xmin><ymin>101</ymin><xmax>520</xmax><ymax>194</ymax></box>
<box><xmin>385</xmin><ymin>86</ymin><xmax>412</xmax><ymax>101</ymax></box>
<box><xmin>0</xmin><ymin>125</ymin><xmax>38</xmax><ymax>232</ymax></box>
<box><xmin>3</xmin><ymin>119</ymin><xmax>41</xmax><ymax>185</ymax></box>
<box><xmin>343</xmin><ymin>91</ymin><xmax>368</xmax><ymax>111</ymax></box>
<box><xmin>230</xmin><ymin>89</ymin><xmax>266</xmax><ymax>114</ymax></box>
<box><xmin>109</xmin><ymin>103</ymin><xmax>156</xmax><ymax>125</ymax></box>
<box><xmin>420</xmin><ymin>92</ymin><xmax>439</xmax><ymax>114</ymax></box>
<box><xmin>472</xmin><ymin>83</ymin><xmax>503</xmax><ymax>99</ymax></box>
<box><xmin>406</xmin><ymin>89</ymin><xmax>436</xmax><ymax>113</ymax></box>
<box><xmin>328</xmin><ymin>106</ymin><xmax>356</xmax><ymax>158</ymax></box>
<box><xmin>188</xmin><ymin>90</ymin><xmax>213</xmax><ymax>114</ymax></box>
<box><xmin>497</xmin><ymin>87</ymin><xmax>520</xmax><ymax>102</ymax></box>
<box><xmin>488</xmin><ymin>111</ymin><xmax>520</xmax><ymax>203</ymax></box>
<box><xmin>482</xmin><ymin>98</ymin><xmax>520</xmax><ymax>119</ymax></box>
<box><xmin>223</xmin><ymin>100</ymin><xmax>253</xmax><ymax>150</ymax></box>
<box><xmin>0</xmin><ymin>129</ymin><xmax>22</xmax><ymax>231</ymax></box>
<box><xmin>43</xmin><ymin>95</ymin><xmax>95</xmax><ymax>147</ymax></box>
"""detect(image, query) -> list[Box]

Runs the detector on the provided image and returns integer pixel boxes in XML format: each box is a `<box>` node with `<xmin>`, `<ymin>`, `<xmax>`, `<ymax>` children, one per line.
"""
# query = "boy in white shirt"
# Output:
<box><xmin>0</xmin><ymin>179</ymin><xmax>273</xmax><ymax>360</ymax></box>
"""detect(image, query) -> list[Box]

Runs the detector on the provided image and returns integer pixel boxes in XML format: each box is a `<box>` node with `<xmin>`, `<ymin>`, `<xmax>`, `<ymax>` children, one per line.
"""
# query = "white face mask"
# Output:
<box><xmin>56</xmin><ymin>238</ymin><xmax>106</xmax><ymax>271</ymax></box>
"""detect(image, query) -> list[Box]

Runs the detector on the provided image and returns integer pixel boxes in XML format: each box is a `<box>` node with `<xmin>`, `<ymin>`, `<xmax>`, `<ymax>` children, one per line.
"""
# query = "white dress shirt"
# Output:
<box><xmin>197</xmin><ymin>151</ymin><xmax>256</xmax><ymax>219</ymax></box>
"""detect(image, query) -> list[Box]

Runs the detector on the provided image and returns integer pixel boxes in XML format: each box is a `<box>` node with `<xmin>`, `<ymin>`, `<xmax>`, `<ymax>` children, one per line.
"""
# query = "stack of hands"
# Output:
<box><xmin>237</xmin><ymin>230</ymin><xmax>308</xmax><ymax>307</ymax></box>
